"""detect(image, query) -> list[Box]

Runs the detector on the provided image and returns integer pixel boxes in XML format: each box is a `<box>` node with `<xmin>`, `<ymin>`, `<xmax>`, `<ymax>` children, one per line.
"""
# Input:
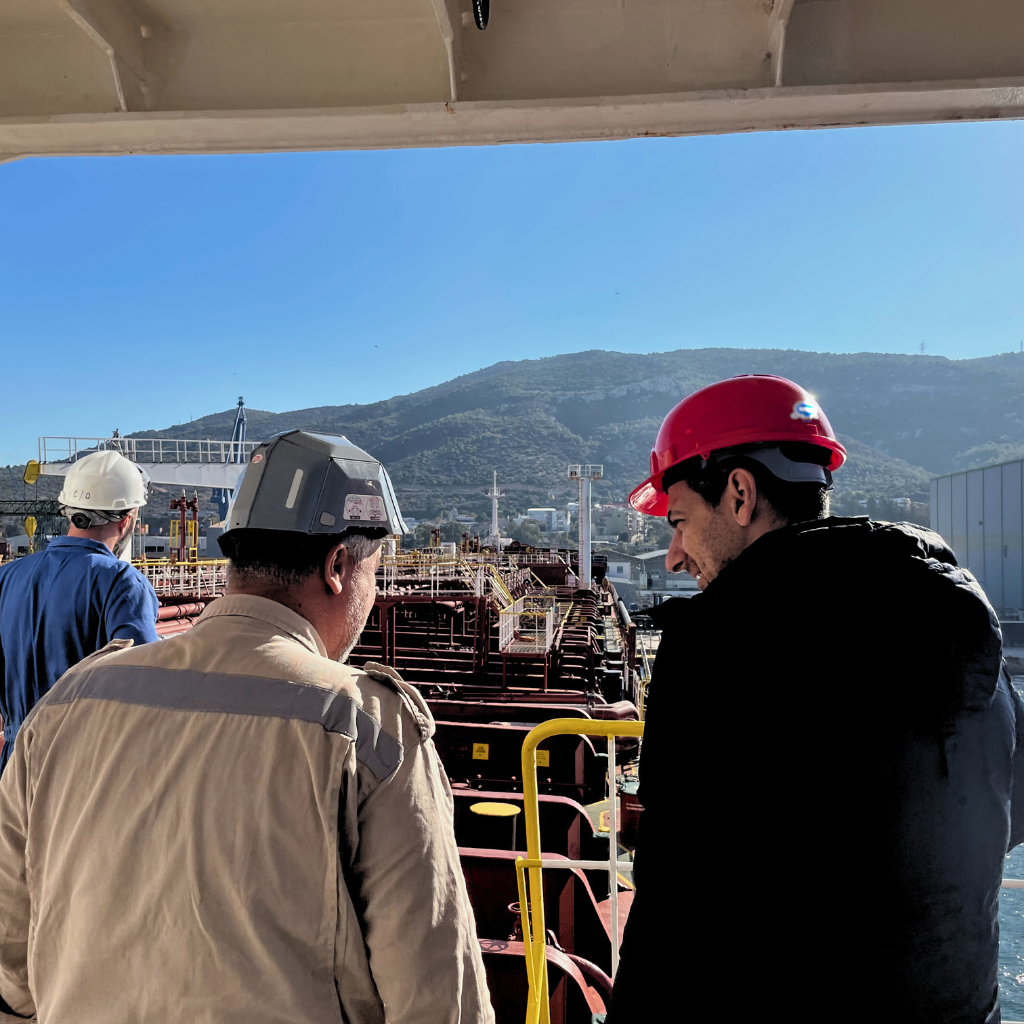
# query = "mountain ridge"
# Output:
<box><xmin>123</xmin><ymin>348</ymin><xmax>1024</xmax><ymax>516</ymax></box>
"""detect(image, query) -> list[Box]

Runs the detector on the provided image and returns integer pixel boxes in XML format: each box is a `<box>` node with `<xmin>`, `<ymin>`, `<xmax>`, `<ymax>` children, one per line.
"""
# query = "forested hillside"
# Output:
<box><xmin>116</xmin><ymin>348</ymin><xmax>1024</xmax><ymax>517</ymax></box>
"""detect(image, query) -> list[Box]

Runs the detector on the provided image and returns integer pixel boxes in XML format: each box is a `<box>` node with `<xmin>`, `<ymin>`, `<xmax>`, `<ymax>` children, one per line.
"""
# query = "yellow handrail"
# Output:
<box><xmin>514</xmin><ymin>718</ymin><xmax>645</xmax><ymax>1024</ymax></box>
<box><xmin>132</xmin><ymin>558</ymin><xmax>228</xmax><ymax>567</ymax></box>
<box><xmin>481</xmin><ymin>562</ymin><xmax>515</xmax><ymax>608</ymax></box>
<box><xmin>378</xmin><ymin>554</ymin><xmax>518</xmax><ymax>610</ymax></box>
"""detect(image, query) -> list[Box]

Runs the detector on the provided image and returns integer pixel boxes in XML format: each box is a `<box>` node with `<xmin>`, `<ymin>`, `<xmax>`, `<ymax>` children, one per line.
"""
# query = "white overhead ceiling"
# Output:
<box><xmin>1</xmin><ymin>0</ymin><xmax>1023</xmax><ymax>160</ymax></box>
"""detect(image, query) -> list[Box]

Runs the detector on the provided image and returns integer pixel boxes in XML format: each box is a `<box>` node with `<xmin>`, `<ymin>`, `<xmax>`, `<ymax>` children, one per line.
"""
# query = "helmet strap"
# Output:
<box><xmin>63</xmin><ymin>506</ymin><xmax>133</xmax><ymax>529</ymax></box>
<box><xmin>706</xmin><ymin>446</ymin><xmax>832</xmax><ymax>487</ymax></box>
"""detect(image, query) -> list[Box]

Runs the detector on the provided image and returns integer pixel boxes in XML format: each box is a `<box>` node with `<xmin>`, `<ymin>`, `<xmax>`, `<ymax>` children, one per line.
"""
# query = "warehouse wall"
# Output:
<box><xmin>931</xmin><ymin>460</ymin><xmax>1024</xmax><ymax>615</ymax></box>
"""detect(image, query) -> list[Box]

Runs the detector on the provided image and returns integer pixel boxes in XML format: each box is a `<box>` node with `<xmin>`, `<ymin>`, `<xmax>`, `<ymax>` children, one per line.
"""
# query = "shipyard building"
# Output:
<box><xmin>931</xmin><ymin>459</ymin><xmax>1024</xmax><ymax>618</ymax></box>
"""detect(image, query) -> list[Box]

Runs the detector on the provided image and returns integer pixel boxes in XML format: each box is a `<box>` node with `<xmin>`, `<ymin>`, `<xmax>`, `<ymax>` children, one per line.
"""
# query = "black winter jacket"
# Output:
<box><xmin>608</xmin><ymin>517</ymin><xmax>1024</xmax><ymax>1023</ymax></box>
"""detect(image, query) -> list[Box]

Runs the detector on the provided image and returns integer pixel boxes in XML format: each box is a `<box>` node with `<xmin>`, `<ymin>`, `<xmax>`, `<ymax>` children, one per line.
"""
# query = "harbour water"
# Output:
<box><xmin>1001</xmin><ymin>845</ymin><xmax>1024</xmax><ymax>1017</ymax></box>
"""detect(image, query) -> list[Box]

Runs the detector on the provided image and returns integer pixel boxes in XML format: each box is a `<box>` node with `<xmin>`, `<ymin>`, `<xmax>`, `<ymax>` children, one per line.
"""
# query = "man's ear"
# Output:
<box><xmin>727</xmin><ymin>468</ymin><xmax>758</xmax><ymax>527</ymax></box>
<box><xmin>323</xmin><ymin>541</ymin><xmax>350</xmax><ymax>596</ymax></box>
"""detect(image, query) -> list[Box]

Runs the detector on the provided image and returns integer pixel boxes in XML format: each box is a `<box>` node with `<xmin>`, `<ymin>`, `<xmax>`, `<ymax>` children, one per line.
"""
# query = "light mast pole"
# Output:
<box><xmin>486</xmin><ymin>470</ymin><xmax>503</xmax><ymax>546</ymax></box>
<box><xmin>579</xmin><ymin>474</ymin><xmax>591</xmax><ymax>589</ymax></box>
<box><xmin>568</xmin><ymin>464</ymin><xmax>602</xmax><ymax>590</ymax></box>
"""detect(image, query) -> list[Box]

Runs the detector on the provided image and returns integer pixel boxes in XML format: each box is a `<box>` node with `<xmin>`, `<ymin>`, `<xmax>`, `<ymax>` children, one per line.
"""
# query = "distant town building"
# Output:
<box><xmin>133</xmin><ymin>534</ymin><xmax>211</xmax><ymax>558</ymax></box>
<box><xmin>593</xmin><ymin>503</ymin><xmax>641</xmax><ymax>541</ymax></box>
<box><xmin>3</xmin><ymin>535</ymin><xmax>33</xmax><ymax>556</ymax></box>
<box><xmin>606</xmin><ymin>557</ymin><xmax>633</xmax><ymax>581</ymax></box>
<box><xmin>633</xmin><ymin>549</ymin><xmax>700</xmax><ymax>607</ymax></box>
<box><xmin>595</xmin><ymin>547</ymin><xmax>697</xmax><ymax>608</ymax></box>
<box><xmin>138</xmin><ymin>536</ymin><xmax>172</xmax><ymax>557</ymax></box>
<box><xmin>526</xmin><ymin>508</ymin><xmax>558</xmax><ymax>531</ymax></box>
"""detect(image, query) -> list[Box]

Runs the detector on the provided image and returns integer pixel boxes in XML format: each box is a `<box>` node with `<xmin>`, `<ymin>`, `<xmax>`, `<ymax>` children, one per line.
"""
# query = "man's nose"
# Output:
<box><xmin>666</xmin><ymin>530</ymin><xmax>688</xmax><ymax>574</ymax></box>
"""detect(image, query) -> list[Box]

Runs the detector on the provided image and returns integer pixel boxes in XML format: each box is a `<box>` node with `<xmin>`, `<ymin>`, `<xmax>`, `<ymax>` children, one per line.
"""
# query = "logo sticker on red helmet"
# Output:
<box><xmin>790</xmin><ymin>400</ymin><xmax>819</xmax><ymax>422</ymax></box>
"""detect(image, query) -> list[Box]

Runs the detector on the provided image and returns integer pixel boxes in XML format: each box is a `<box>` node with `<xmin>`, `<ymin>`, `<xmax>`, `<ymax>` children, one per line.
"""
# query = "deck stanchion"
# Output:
<box><xmin>607</xmin><ymin>732</ymin><xmax>619</xmax><ymax>977</ymax></box>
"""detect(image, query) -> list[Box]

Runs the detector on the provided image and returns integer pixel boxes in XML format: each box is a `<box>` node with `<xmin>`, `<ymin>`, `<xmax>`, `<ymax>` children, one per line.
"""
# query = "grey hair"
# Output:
<box><xmin>343</xmin><ymin>533</ymin><xmax>384</xmax><ymax>566</ymax></box>
<box><xmin>221</xmin><ymin>527</ymin><xmax>384</xmax><ymax>591</ymax></box>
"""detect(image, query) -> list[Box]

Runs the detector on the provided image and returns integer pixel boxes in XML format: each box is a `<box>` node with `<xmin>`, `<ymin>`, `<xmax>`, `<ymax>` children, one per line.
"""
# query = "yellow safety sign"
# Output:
<box><xmin>536</xmin><ymin>749</ymin><xmax>549</xmax><ymax>767</ymax></box>
<box><xmin>472</xmin><ymin>743</ymin><xmax>489</xmax><ymax>760</ymax></box>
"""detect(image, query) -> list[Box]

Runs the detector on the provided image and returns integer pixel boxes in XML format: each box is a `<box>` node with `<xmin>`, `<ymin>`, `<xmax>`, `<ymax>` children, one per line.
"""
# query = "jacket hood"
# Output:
<box><xmin>650</xmin><ymin>517</ymin><xmax>955</xmax><ymax>627</ymax></box>
<box><xmin>651</xmin><ymin>515</ymin><xmax>1001</xmax><ymax>730</ymax></box>
<box><xmin>719</xmin><ymin>516</ymin><xmax>958</xmax><ymax>585</ymax></box>
<box><xmin>785</xmin><ymin>516</ymin><xmax>955</xmax><ymax>566</ymax></box>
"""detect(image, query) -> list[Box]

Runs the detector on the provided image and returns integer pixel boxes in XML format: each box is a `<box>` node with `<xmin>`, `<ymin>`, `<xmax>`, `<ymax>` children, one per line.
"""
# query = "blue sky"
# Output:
<box><xmin>1</xmin><ymin>119</ymin><xmax>1022</xmax><ymax>465</ymax></box>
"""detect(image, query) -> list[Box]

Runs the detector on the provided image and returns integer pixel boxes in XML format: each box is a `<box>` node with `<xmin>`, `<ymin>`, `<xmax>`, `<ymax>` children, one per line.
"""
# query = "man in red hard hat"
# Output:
<box><xmin>609</xmin><ymin>375</ymin><xmax>1024</xmax><ymax>1023</ymax></box>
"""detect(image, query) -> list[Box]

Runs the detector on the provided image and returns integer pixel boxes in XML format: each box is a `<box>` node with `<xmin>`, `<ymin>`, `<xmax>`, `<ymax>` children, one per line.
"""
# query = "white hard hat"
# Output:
<box><xmin>58</xmin><ymin>450</ymin><xmax>149</xmax><ymax>511</ymax></box>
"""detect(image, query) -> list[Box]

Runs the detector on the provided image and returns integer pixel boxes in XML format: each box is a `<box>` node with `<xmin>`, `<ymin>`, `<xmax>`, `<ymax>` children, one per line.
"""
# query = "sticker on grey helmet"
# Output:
<box><xmin>344</xmin><ymin>494</ymin><xmax>386</xmax><ymax>522</ymax></box>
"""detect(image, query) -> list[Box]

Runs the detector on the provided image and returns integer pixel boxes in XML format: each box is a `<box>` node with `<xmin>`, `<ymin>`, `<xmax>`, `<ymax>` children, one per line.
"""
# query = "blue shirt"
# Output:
<box><xmin>0</xmin><ymin>536</ymin><xmax>159</xmax><ymax>771</ymax></box>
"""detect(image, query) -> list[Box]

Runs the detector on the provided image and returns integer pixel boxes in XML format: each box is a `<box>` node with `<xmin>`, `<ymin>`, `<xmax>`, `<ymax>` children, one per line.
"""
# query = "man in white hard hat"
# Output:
<box><xmin>0</xmin><ymin>449</ymin><xmax>158</xmax><ymax>774</ymax></box>
<box><xmin>0</xmin><ymin>431</ymin><xmax>491</xmax><ymax>1023</ymax></box>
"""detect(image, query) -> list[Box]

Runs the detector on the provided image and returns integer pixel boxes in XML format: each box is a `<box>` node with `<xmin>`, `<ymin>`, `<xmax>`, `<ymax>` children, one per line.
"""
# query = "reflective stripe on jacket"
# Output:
<box><xmin>0</xmin><ymin>595</ymin><xmax>492</xmax><ymax>1024</ymax></box>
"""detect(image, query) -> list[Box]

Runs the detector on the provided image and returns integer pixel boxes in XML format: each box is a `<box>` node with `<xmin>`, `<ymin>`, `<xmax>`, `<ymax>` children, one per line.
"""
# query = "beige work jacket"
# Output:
<box><xmin>0</xmin><ymin>595</ymin><xmax>493</xmax><ymax>1024</ymax></box>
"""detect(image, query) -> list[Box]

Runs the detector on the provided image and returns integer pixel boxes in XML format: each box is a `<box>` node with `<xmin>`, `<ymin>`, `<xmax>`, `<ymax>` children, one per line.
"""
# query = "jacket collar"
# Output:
<box><xmin>46</xmin><ymin>535</ymin><xmax>116</xmax><ymax>557</ymax></box>
<box><xmin>198</xmin><ymin>595</ymin><xmax>328</xmax><ymax>658</ymax></box>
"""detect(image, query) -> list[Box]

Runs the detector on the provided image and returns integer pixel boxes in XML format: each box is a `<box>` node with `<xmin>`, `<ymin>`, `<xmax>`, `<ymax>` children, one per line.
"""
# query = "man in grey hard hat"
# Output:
<box><xmin>0</xmin><ymin>431</ymin><xmax>493</xmax><ymax>1024</ymax></box>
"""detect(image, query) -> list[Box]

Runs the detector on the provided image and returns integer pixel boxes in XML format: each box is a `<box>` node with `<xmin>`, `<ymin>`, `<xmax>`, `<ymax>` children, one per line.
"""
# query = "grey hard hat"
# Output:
<box><xmin>225</xmin><ymin>430</ymin><xmax>408</xmax><ymax>536</ymax></box>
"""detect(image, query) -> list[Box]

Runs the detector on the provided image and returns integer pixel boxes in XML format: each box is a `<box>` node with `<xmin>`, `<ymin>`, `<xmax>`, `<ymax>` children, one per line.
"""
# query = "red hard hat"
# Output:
<box><xmin>628</xmin><ymin>375</ymin><xmax>846</xmax><ymax>516</ymax></box>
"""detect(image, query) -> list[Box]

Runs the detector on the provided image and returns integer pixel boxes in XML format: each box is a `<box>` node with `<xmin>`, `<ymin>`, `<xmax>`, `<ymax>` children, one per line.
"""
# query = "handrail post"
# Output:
<box><xmin>607</xmin><ymin>732</ymin><xmax>619</xmax><ymax>977</ymax></box>
<box><xmin>520</xmin><ymin>727</ymin><xmax>550</xmax><ymax>1024</ymax></box>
